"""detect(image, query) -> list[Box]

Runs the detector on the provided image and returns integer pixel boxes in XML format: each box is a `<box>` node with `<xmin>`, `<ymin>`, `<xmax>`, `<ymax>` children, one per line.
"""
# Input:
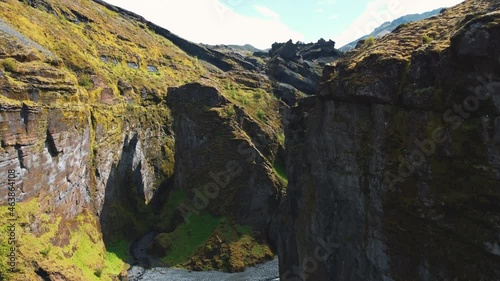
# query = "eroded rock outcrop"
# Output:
<box><xmin>166</xmin><ymin>83</ymin><xmax>283</xmax><ymax>230</ymax></box>
<box><xmin>268</xmin><ymin>39</ymin><xmax>343</xmax><ymax>105</ymax></box>
<box><xmin>279</xmin><ymin>1</ymin><xmax>500</xmax><ymax>280</ymax></box>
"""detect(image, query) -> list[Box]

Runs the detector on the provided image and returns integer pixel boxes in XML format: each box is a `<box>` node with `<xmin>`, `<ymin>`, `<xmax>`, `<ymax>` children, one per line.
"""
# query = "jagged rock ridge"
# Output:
<box><xmin>205</xmin><ymin>39</ymin><xmax>344</xmax><ymax>106</ymax></box>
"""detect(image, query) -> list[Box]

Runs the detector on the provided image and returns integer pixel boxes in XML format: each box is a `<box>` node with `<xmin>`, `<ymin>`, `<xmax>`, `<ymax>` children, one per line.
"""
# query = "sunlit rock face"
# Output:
<box><xmin>0</xmin><ymin>0</ymin><xmax>288</xmax><ymax>279</ymax></box>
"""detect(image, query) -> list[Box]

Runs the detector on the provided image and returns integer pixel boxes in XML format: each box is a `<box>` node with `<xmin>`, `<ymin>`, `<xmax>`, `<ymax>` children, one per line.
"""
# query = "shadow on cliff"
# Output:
<box><xmin>99</xmin><ymin>133</ymin><xmax>172</xmax><ymax>265</ymax></box>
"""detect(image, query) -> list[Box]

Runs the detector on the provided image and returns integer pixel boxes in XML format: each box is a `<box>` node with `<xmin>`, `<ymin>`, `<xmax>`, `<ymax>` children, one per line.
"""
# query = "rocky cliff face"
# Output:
<box><xmin>279</xmin><ymin>1</ymin><xmax>500</xmax><ymax>280</ymax></box>
<box><xmin>152</xmin><ymin>82</ymin><xmax>284</xmax><ymax>271</ymax></box>
<box><xmin>166</xmin><ymin>83</ymin><xmax>282</xmax><ymax>230</ymax></box>
<box><xmin>0</xmin><ymin>0</ymin><xmax>285</xmax><ymax>279</ymax></box>
<box><xmin>0</xmin><ymin>14</ymin><xmax>174</xmax><ymax>278</ymax></box>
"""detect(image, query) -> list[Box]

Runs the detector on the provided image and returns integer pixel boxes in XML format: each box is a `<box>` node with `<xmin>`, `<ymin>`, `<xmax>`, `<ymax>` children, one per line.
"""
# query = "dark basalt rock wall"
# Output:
<box><xmin>278</xmin><ymin>2</ymin><xmax>500</xmax><ymax>281</ymax></box>
<box><xmin>166</xmin><ymin>83</ymin><xmax>284</xmax><ymax>235</ymax></box>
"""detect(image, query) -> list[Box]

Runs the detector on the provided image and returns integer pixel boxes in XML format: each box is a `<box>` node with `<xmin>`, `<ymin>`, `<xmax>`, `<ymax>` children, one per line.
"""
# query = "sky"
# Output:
<box><xmin>103</xmin><ymin>0</ymin><xmax>465</xmax><ymax>49</ymax></box>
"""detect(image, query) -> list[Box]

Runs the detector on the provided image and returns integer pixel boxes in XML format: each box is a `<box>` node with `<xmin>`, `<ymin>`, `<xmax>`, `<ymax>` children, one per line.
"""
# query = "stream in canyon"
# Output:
<box><xmin>127</xmin><ymin>232</ymin><xmax>280</xmax><ymax>281</ymax></box>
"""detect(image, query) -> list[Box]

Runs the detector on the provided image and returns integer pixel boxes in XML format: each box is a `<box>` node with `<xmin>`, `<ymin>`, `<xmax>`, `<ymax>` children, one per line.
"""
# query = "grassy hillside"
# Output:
<box><xmin>0</xmin><ymin>0</ymin><xmax>281</xmax><ymax>126</ymax></box>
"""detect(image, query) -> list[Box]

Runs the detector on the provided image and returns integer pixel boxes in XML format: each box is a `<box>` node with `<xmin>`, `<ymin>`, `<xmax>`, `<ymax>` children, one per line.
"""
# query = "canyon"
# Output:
<box><xmin>0</xmin><ymin>0</ymin><xmax>499</xmax><ymax>281</ymax></box>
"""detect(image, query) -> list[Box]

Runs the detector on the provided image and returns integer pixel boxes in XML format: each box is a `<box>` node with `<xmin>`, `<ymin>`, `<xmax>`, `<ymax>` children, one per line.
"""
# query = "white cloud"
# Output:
<box><xmin>254</xmin><ymin>5</ymin><xmax>280</xmax><ymax>20</ymax></box>
<box><xmin>101</xmin><ymin>0</ymin><xmax>303</xmax><ymax>49</ymax></box>
<box><xmin>320</xmin><ymin>0</ymin><xmax>337</xmax><ymax>5</ymax></box>
<box><xmin>332</xmin><ymin>0</ymin><xmax>465</xmax><ymax>46</ymax></box>
<box><xmin>329</xmin><ymin>13</ymin><xmax>339</xmax><ymax>21</ymax></box>
<box><xmin>314</xmin><ymin>8</ymin><xmax>325</xmax><ymax>14</ymax></box>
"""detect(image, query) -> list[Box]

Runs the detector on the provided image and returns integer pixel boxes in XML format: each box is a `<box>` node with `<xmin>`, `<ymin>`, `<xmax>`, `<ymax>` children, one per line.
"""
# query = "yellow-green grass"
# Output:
<box><xmin>0</xmin><ymin>198</ymin><xmax>128</xmax><ymax>280</ymax></box>
<box><xmin>273</xmin><ymin>160</ymin><xmax>288</xmax><ymax>186</ymax></box>
<box><xmin>157</xmin><ymin>213</ymin><xmax>274</xmax><ymax>272</ymax></box>
<box><xmin>161</xmin><ymin>214</ymin><xmax>223</xmax><ymax>266</ymax></box>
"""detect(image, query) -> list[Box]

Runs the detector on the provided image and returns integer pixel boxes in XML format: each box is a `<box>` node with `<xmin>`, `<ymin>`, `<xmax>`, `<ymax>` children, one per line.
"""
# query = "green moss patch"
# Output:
<box><xmin>161</xmin><ymin>214</ymin><xmax>223</xmax><ymax>266</ymax></box>
<box><xmin>273</xmin><ymin>160</ymin><xmax>288</xmax><ymax>186</ymax></box>
<box><xmin>0</xmin><ymin>198</ymin><xmax>128</xmax><ymax>280</ymax></box>
<box><xmin>155</xmin><ymin>214</ymin><xmax>274</xmax><ymax>272</ymax></box>
<box><xmin>104</xmin><ymin>238</ymin><xmax>131</xmax><ymax>276</ymax></box>
<box><xmin>156</xmin><ymin>188</ymin><xmax>189</xmax><ymax>231</ymax></box>
<box><xmin>1</xmin><ymin>58</ymin><xmax>17</xmax><ymax>72</ymax></box>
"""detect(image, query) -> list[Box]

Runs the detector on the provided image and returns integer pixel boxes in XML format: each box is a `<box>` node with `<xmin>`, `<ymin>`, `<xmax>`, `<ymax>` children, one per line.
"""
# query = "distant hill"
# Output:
<box><xmin>227</xmin><ymin>44</ymin><xmax>263</xmax><ymax>53</ymax></box>
<box><xmin>203</xmin><ymin>43</ymin><xmax>264</xmax><ymax>55</ymax></box>
<box><xmin>339</xmin><ymin>8</ymin><xmax>443</xmax><ymax>52</ymax></box>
